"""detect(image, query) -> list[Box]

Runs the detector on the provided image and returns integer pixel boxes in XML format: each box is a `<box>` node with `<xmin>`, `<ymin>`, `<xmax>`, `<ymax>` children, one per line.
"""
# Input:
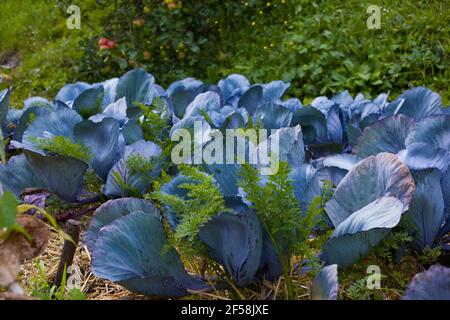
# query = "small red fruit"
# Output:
<box><xmin>107</xmin><ymin>40</ymin><xmax>117</xmax><ymax>49</ymax></box>
<box><xmin>167</xmin><ymin>2</ymin><xmax>176</xmax><ymax>9</ymax></box>
<box><xmin>98</xmin><ymin>37</ymin><xmax>109</xmax><ymax>46</ymax></box>
<box><xmin>99</xmin><ymin>45</ymin><xmax>110</xmax><ymax>51</ymax></box>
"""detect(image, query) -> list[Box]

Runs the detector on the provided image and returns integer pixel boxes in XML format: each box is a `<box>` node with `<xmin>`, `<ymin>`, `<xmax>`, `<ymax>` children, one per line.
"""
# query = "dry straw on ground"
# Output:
<box><xmin>20</xmin><ymin>227</ymin><xmax>134</xmax><ymax>300</ymax></box>
<box><xmin>17</xmin><ymin>221</ymin><xmax>427</xmax><ymax>300</ymax></box>
<box><xmin>17</xmin><ymin>225</ymin><xmax>314</xmax><ymax>300</ymax></box>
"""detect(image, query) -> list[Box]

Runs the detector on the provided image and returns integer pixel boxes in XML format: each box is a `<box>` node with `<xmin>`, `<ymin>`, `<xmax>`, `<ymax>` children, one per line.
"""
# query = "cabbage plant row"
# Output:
<box><xmin>0</xmin><ymin>68</ymin><xmax>449</xmax><ymax>299</ymax></box>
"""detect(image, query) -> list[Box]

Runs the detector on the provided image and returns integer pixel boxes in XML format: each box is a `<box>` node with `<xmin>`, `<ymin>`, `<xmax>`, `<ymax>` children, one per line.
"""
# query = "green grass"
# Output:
<box><xmin>228</xmin><ymin>0</ymin><xmax>449</xmax><ymax>104</ymax></box>
<box><xmin>21</xmin><ymin>260</ymin><xmax>86</xmax><ymax>300</ymax></box>
<box><xmin>1</xmin><ymin>0</ymin><xmax>448</xmax><ymax>106</ymax></box>
<box><xmin>0</xmin><ymin>0</ymin><xmax>111</xmax><ymax>106</ymax></box>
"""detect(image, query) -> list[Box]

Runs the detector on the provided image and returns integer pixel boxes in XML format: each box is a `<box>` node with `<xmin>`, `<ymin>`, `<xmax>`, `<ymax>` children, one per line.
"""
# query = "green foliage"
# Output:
<box><xmin>2</xmin><ymin>1</ymin><xmax>447</xmax><ymax>105</ymax></box>
<box><xmin>78</xmin><ymin>0</ymin><xmax>448</xmax><ymax>104</ymax></box>
<box><xmin>85</xmin><ymin>169</ymin><xmax>104</xmax><ymax>194</ymax></box>
<box><xmin>238</xmin><ymin>162</ymin><xmax>329</xmax><ymax>299</ymax></box>
<box><xmin>151</xmin><ymin>164</ymin><xmax>228</xmax><ymax>255</ymax></box>
<box><xmin>1</xmin><ymin>1</ymin><xmax>448</xmax><ymax>105</ymax></box>
<box><xmin>26</xmin><ymin>261</ymin><xmax>86</xmax><ymax>300</ymax></box>
<box><xmin>126</xmin><ymin>154</ymin><xmax>157</xmax><ymax>175</ymax></box>
<box><xmin>27</xmin><ymin>112</ymin><xmax>37</xmax><ymax>126</ymax></box>
<box><xmin>346</xmin><ymin>277</ymin><xmax>384</xmax><ymax>300</ymax></box>
<box><xmin>30</xmin><ymin>136</ymin><xmax>93</xmax><ymax>162</ymax></box>
<box><xmin>0</xmin><ymin>192</ymin><xmax>68</xmax><ymax>242</ymax></box>
<box><xmin>0</xmin><ymin>0</ymin><xmax>112</xmax><ymax>105</ymax></box>
<box><xmin>346</xmin><ymin>278</ymin><xmax>370</xmax><ymax>300</ymax></box>
<box><xmin>337</xmin><ymin>248</ymin><xmax>422</xmax><ymax>300</ymax></box>
<box><xmin>135</xmin><ymin>100</ymin><xmax>174</xmax><ymax>160</ymax></box>
<box><xmin>0</xmin><ymin>192</ymin><xmax>17</xmax><ymax>230</ymax></box>
<box><xmin>372</xmin><ymin>231</ymin><xmax>413</xmax><ymax>262</ymax></box>
<box><xmin>416</xmin><ymin>246</ymin><xmax>441</xmax><ymax>266</ymax></box>
<box><xmin>113</xmin><ymin>151</ymin><xmax>163</xmax><ymax>198</ymax></box>
<box><xmin>79</xmin><ymin>0</ymin><xmax>293</xmax><ymax>87</ymax></box>
<box><xmin>231</xmin><ymin>0</ymin><xmax>449</xmax><ymax>104</ymax></box>
<box><xmin>111</xmin><ymin>171</ymin><xmax>141</xmax><ymax>198</ymax></box>
<box><xmin>389</xmin><ymin>269</ymin><xmax>410</xmax><ymax>290</ymax></box>
<box><xmin>137</xmin><ymin>100</ymin><xmax>168</xmax><ymax>139</ymax></box>
<box><xmin>308</xmin><ymin>180</ymin><xmax>334</xmax><ymax>231</ymax></box>
<box><xmin>239</xmin><ymin>162</ymin><xmax>318</xmax><ymax>257</ymax></box>
<box><xmin>0</xmin><ymin>191</ymin><xmax>22</xmax><ymax>240</ymax></box>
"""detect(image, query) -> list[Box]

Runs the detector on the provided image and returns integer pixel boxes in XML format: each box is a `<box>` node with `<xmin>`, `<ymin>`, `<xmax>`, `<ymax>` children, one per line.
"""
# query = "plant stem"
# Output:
<box><xmin>266</xmin><ymin>231</ymin><xmax>295</xmax><ymax>300</ymax></box>
<box><xmin>54</xmin><ymin>219</ymin><xmax>82</xmax><ymax>287</ymax></box>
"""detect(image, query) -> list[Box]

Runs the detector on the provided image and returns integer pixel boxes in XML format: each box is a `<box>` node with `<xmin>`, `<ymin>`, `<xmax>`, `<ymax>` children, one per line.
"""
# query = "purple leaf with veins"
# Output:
<box><xmin>21</xmin><ymin>188</ymin><xmax>51</xmax><ymax>216</ymax></box>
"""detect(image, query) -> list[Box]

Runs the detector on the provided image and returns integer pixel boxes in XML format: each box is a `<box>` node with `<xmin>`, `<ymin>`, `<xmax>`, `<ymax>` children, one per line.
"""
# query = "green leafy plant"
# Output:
<box><xmin>30</xmin><ymin>136</ymin><xmax>93</xmax><ymax>162</ymax></box>
<box><xmin>111</xmin><ymin>171</ymin><xmax>141</xmax><ymax>198</ymax></box>
<box><xmin>137</xmin><ymin>100</ymin><xmax>169</xmax><ymax>140</ymax></box>
<box><xmin>76</xmin><ymin>1</ymin><xmax>448</xmax><ymax>104</ymax></box>
<box><xmin>136</xmin><ymin>100</ymin><xmax>174</xmax><ymax>159</ymax></box>
<box><xmin>85</xmin><ymin>169</ymin><xmax>104</xmax><ymax>194</ymax></box>
<box><xmin>238</xmin><ymin>162</ymin><xmax>329</xmax><ymax>299</ymax></box>
<box><xmin>372</xmin><ymin>230</ymin><xmax>413</xmax><ymax>262</ymax></box>
<box><xmin>0</xmin><ymin>0</ymin><xmax>113</xmax><ymax>105</ymax></box>
<box><xmin>231</xmin><ymin>0</ymin><xmax>449</xmax><ymax>104</ymax></box>
<box><xmin>346</xmin><ymin>277</ymin><xmax>383</xmax><ymax>300</ymax></box>
<box><xmin>0</xmin><ymin>190</ymin><xmax>73</xmax><ymax>244</ymax></box>
<box><xmin>151</xmin><ymin>164</ymin><xmax>228</xmax><ymax>255</ymax></box>
<box><xmin>416</xmin><ymin>246</ymin><xmax>441</xmax><ymax>266</ymax></box>
<box><xmin>27</xmin><ymin>261</ymin><xmax>85</xmax><ymax>300</ymax></box>
<box><xmin>0</xmin><ymin>191</ymin><xmax>29</xmax><ymax>240</ymax></box>
<box><xmin>126</xmin><ymin>154</ymin><xmax>157</xmax><ymax>175</ymax></box>
<box><xmin>109</xmin><ymin>152</ymin><xmax>163</xmax><ymax>198</ymax></box>
<box><xmin>78</xmin><ymin>0</ymin><xmax>295</xmax><ymax>87</ymax></box>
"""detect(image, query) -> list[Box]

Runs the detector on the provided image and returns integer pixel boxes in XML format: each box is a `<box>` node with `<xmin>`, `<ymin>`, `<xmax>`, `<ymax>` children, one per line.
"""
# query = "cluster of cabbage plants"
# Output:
<box><xmin>0</xmin><ymin>68</ymin><xmax>449</xmax><ymax>299</ymax></box>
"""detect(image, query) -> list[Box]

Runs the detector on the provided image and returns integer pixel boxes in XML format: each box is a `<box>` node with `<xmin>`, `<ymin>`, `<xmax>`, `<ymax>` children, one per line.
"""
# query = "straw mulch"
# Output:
<box><xmin>19</xmin><ymin>226</ymin><xmax>138</xmax><ymax>300</ymax></box>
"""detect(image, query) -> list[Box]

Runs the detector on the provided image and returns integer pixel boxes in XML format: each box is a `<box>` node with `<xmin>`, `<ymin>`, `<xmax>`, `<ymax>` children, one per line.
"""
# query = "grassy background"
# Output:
<box><xmin>1</xmin><ymin>0</ymin><xmax>448</xmax><ymax>105</ymax></box>
<box><xmin>230</xmin><ymin>0</ymin><xmax>449</xmax><ymax>103</ymax></box>
<box><xmin>0</xmin><ymin>0</ymin><xmax>112</xmax><ymax>105</ymax></box>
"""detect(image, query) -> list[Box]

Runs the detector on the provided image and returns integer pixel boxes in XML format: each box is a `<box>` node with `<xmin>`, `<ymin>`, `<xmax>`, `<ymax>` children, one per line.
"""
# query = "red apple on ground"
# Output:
<box><xmin>107</xmin><ymin>40</ymin><xmax>117</xmax><ymax>49</ymax></box>
<box><xmin>98</xmin><ymin>37</ymin><xmax>109</xmax><ymax>46</ymax></box>
<box><xmin>167</xmin><ymin>2</ymin><xmax>176</xmax><ymax>9</ymax></box>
